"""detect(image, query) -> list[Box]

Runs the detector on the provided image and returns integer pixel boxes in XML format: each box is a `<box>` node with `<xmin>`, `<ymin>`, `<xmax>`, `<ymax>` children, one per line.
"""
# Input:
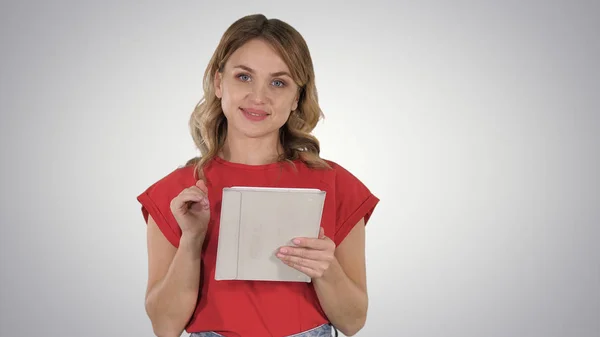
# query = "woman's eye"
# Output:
<box><xmin>272</xmin><ymin>80</ymin><xmax>285</xmax><ymax>87</ymax></box>
<box><xmin>237</xmin><ymin>74</ymin><xmax>251</xmax><ymax>81</ymax></box>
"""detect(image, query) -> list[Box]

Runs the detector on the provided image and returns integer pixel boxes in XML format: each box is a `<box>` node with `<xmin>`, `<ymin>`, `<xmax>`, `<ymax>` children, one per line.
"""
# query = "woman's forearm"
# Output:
<box><xmin>313</xmin><ymin>258</ymin><xmax>368</xmax><ymax>336</ymax></box>
<box><xmin>145</xmin><ymin>234</ymin><xmax>204</xmax><ymax>337</ymax></box>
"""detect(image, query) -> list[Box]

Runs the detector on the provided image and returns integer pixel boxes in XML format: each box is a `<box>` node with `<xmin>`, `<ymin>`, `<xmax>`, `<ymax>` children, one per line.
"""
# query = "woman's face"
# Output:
<box><xmin>214</xmin><ymin>38</ymin><xmax>299</xmax><ymax>140</ymax></box>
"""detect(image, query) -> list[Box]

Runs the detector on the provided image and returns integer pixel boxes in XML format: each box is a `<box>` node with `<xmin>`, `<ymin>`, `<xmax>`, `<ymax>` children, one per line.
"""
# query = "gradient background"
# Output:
<box><xmin>1</xmin><ymin>1</ymin><xmax>599</xmax><ymax>337</ymax></box>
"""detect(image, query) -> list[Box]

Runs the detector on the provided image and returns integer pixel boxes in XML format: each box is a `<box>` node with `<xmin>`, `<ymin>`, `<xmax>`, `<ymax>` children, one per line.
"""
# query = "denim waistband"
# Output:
<box><xmin>190</xmin><ymin>323</ymin><xmax>334</xmax><ymax>337</ymax></box>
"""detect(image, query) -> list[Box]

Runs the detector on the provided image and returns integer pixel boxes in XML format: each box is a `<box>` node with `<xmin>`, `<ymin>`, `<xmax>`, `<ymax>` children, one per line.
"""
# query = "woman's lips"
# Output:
<box><xmin>240</xmin><ymin>108</ymin><xmax>270</xmax><ymax>121</ymax></box>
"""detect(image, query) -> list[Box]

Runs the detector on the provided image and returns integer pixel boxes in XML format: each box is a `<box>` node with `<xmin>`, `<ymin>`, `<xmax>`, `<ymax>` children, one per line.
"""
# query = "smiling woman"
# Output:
<box><xmin>136</xmin><ymin>13</ymin><xmax>379</xmax><ymax>337</ymax></box>
<box><xmin>190</xmin><ymin>14</ymin><xmax>327</xmax><ymax>172</ymax></box>
<box><xmin>214</xmin><ymin>39</ymin><xmax>300</xmax><ymax>138</ymax></box>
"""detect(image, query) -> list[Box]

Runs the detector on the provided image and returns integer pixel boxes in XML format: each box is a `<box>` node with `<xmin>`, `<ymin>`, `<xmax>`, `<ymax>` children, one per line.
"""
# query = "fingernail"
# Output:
<box><xmin>293</xmin><ymin>239</ymin><xmax>300</xmax><ymax>245</ymax></box>
<box><xmin>279</xmin><ymin>248</ymin><xmax>287</xmax><ymax>254</ymax></box>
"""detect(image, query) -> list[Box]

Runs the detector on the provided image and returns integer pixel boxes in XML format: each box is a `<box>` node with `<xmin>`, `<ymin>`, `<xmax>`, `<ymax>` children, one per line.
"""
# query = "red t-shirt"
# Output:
<box><xmin>137</xmin><ymin>156</ymin><xmax>379</xmax><ymax>337</ymax></box>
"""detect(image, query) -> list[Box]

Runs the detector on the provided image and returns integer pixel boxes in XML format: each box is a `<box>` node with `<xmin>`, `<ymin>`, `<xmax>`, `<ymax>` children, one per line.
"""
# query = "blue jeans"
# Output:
<box><xmin>189</xmin><ymin>323</ymin><xmax>335</xmax><ymax>337</ymax></box>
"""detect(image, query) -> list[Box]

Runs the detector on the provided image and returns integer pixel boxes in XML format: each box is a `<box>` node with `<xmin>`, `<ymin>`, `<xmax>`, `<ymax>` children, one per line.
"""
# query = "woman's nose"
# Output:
<box><xmin>248</xmin><ymin>82</ymin><xmax>269</xmax><ymax>103</ymax></box>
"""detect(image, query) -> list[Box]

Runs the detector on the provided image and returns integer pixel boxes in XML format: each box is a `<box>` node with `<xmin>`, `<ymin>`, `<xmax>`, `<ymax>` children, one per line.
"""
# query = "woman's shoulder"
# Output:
<box><xmin>307</xmin><ymin>157</ymin><xmax>379</xmax><ymax>245</ymax></box>
<box><xmin>301</xmin><ymin>157</ymin><xmax>362</xmax><ymax>182</ymax></box>
<box><xmin>142</xmin><ymin>159</ymin><xmax>198</xmax><ymax>195</ymax></box>
<box><xmin>183</xmin><ymin>156</ymin><xmax>201</xmax><ymax>167</ymax></box>
<box><xmin>136</xmin><ymin>160</ymin><xmax>199</xmax><ymax>248</ymax></box>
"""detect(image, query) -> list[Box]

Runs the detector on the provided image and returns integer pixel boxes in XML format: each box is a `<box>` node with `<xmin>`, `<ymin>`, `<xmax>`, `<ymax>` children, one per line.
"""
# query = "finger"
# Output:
<box><xmin>277</xmin><ymin>254</ymin><xmax>322</xmax><ymax>276</ymax></box>
<box><xmin>292</xmin><ymin>237</ymin><xmax>332</xmax><ymax>250</ymax></box>
<box><xmin>186</xmin><ymin>190</ymin><xmax>210</xmax><ymax>211</ymax></box>
<box><xmin>172</xmin><ymin>192</ymin><xmax>203</xmax><ymax>208</ymax></box>
<box><xmin>318</xmin><ymin>227</ymin><xmax>325</xmax><ymax>239</ymax></box>
<box><xmin>179</xmin><ymin>188</ymin><xmax>207</xmax><ymax>204</ymax></box>
<box><xmin>188</xmin><ymin>198</ymin><xmax>210</xmax><ymax>212</ymax></box>
<box><xmin>188</xmin><ymin>186</ymin><xmax>207</xmax><ymax>196</ymax></box>
<box><xmin>278</xmin><ymin>246</ymin><xmax>322</xmax><ymax>260</ymax></box>
<box><xmin>173</xmin><ymin>188</ymin><xmax>208</xmax><ymax>211</ymax></box>
<box><xmin>282</xmin><ymin>260</ymin><xmax>319</xmax><ymax>278</ymax></box>
<box><xmin>196</xmin><ymin>179</ymin><xmax>208</xmax><ymax>194</ymax></box>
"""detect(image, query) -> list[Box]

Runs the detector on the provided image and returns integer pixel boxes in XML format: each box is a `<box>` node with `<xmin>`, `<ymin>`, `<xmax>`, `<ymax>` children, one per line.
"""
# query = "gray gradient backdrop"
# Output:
<box><xmin>1</xmin><ymin>1</ymin><xmax>599</xmax><ymax>337</ymax></box>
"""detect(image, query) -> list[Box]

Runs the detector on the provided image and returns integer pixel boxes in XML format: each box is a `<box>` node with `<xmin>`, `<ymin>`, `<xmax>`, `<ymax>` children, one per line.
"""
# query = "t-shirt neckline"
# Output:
<box><xmin>212</xmin><ymin>155</ymin><xmax>300</xmax><ymax>170</ymax></box>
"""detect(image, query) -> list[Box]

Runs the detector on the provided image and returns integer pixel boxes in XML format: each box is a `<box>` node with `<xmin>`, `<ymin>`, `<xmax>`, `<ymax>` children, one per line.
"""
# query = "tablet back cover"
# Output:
<box><xmin>215</xmin><ymin>187</ymin><xmax>326</xmax><ymax>282</ymax></box>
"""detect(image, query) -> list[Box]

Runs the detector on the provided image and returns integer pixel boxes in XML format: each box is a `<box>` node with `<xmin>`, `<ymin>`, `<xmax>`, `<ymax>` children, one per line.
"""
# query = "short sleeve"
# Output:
<box><xmin>331</xmin><ymin>163</ymin><xmax>380</xmax><ymax>246</ymax></box>
<box><xmin>136</xmin><ymin>166</ymin><xmax>195</xmax><ymax>248</ymax></box>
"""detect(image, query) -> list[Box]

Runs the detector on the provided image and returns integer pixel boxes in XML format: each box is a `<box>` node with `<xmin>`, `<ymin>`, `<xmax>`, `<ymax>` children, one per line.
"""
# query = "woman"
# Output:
<box><xmin>137</xmin><ymin>14</ymin><xmax>379</xmax><ymax>337</ymax></box>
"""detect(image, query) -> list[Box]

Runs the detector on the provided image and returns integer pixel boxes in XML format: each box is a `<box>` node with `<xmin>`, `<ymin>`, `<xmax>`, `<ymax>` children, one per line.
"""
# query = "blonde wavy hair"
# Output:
<box><xmin>187</xmin><ymin>14</ymin><xmax>331</xmax><ymax>178</ymax></box>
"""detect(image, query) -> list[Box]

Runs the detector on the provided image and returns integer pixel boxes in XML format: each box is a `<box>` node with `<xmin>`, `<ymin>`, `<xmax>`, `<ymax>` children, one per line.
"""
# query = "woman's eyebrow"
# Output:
<box><xmin>233</xmin><ymin>64</ymin><xmax>292</xmax><ymax>78</ymax></box>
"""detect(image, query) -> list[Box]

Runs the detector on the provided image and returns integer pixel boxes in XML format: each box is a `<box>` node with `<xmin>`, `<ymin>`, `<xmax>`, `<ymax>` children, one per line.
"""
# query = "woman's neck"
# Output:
<box><xmin>219</xmin><ymin>130</ymin><xmax>283</xmax><ymax>166</ymax></box>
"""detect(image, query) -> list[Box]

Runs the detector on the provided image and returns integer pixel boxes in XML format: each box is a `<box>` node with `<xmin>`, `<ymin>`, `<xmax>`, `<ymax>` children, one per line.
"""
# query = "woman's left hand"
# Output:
<box><xmin>276</xmin><ymin>227</ymin><xmax>336</xmax><ymax>279</ymax></box>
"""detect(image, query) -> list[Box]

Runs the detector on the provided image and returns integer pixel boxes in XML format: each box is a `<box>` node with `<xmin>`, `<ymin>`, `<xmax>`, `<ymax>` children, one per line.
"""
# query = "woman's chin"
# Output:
<box><xmin>229</xmin><ymin>124</ymin><xmax>276</xmax><ymax>140</ymax></box>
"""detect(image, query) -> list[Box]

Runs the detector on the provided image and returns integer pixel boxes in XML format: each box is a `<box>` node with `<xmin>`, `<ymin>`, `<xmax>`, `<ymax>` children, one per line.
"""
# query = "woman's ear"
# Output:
<box><xmin>214</xmin><ymin>70</ymin><xmax>223</xmax><ymax>99</ymax></box>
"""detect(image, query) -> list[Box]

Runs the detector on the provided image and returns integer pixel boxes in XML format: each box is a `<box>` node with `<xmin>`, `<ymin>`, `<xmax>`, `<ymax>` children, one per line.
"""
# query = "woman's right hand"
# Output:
<box><xmin>169</xmin><ymin>180</ymin><xmax>211</xmax><ymax>238</ymax></box>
